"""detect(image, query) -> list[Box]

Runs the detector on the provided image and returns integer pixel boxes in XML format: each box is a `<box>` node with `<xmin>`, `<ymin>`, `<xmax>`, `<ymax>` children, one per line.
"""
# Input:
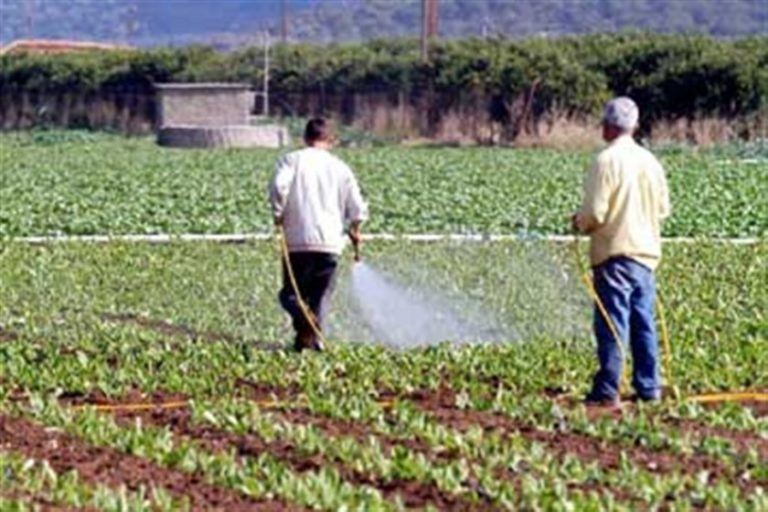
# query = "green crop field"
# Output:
<box><xmin>0</xmin><ymin>131</ymin><xmax>766</xmax><ymax>510</ymax></box>
<box><xmin>1</xmin><ymin>131</ymin><xmax>766</xmax><ymax>238</ymax></box>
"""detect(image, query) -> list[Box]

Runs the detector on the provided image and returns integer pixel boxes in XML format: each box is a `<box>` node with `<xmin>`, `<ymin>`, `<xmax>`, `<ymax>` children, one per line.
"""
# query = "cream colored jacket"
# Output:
<box><xmin>269</xmin><ymin>147</ymin><xmax>368</xmax><ymax>255</ymax></box>
<box><xmin>576</xmin><ymin>135</ymin><xmax>670</xmax><ymax>270</ymax></box>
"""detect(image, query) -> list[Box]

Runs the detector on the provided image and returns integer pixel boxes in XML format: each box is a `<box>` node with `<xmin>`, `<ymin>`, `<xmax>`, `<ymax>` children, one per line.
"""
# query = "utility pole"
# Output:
<box><xmin>420</xmin><ymin>0</ymin><xmax>439</xmax><ymax>62</ymax></box>
<box><xmin>280</xmin><ymin>0</ymin><xmax>289</xmax><ymax>43</ymax></box>
<box><xmin>263</xmin><ymin>32</ymin><xmax>271</xmax><ymax>117</ymax></box>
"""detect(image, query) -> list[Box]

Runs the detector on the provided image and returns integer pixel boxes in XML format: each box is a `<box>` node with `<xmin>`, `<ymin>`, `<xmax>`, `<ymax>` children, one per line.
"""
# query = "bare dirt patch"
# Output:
<box><xmin>548</xmin><ymin>390</ymin><xmax>768</xmax><ymax>458</ymax></box>
<box><xmin>0</xmin><ymin>327</ymin><xmax>19</xmax><ymax>343</ymax></box>
<box><xmin>0</xmin><ymin>414</ymin><xmax>296</xmax><ymax>511</ymax></box>
<box><xmin>380</xmin><ymin>387</ymin><xmax>764</xmax><ymax>494</ymax></box>
<box><xmin>669</xmin><ymin>419</ymin><xmax>768</xmax><ymax>459</ymax></box>
<box><xmin>69</xmin><ymin>388</ymin><xmax>494</xmax><ymax>511</ymax></box>
<box><xmin>233</xmin><ymin>380</ymin><xmax>645</xmax><ymax>504</ymax></box>
<box><xmin>235</xmin><ymin>378</ymin><xmax>458</xmax><ymax>461</ymax></box>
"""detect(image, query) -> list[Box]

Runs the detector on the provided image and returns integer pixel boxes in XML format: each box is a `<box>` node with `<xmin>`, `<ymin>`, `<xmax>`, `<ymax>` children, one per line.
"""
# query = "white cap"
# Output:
<box><xmin>603</xmin><ymin>97</ymin><xmax>639</xmax><ymax>131</ymax></box>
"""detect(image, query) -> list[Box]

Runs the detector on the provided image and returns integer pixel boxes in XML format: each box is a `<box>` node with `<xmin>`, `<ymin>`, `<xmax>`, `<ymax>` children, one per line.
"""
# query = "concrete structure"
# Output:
<box><xmin>158</xmin><ymin>125</ymin><xmax>290</xmax><ymax>149</ymax></box>
<box><xmin>155</xmin><ymin>83</ymin><xmax>289</xmax><ymax>149</ymax></box>
<box><xmin>156</xmin><ymin>83</ymin><xmax>252</xmax><ymax>127</ymax></box>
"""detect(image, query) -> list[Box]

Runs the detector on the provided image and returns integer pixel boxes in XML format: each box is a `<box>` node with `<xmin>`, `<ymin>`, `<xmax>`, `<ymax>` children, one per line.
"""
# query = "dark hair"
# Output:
<box><xmin>304</xmin><ymin>117</ymin><xmax>331</xmax><ymax>143</ymax></box>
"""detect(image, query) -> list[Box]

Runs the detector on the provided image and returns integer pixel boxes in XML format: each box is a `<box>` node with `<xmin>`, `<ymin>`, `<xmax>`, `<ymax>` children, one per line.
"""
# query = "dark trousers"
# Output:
<box><xmin>278</xmin><ymin>251</ymin><xmax>339</xmax><ymax>333</ymax></box>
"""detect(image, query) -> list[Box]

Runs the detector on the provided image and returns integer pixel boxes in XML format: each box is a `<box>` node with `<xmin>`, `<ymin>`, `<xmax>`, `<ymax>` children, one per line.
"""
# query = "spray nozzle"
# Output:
<box><xmin>353</xmin><ymin>242</ymin><xmax>362</xmax><ymax>262</ymax></box>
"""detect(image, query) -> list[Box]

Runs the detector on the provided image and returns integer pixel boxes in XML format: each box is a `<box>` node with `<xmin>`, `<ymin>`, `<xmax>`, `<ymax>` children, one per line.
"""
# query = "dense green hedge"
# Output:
<box><xmin>1</xmin><ymin>34</ymin><xmax>766</xmax><ymax>126</ymax></box>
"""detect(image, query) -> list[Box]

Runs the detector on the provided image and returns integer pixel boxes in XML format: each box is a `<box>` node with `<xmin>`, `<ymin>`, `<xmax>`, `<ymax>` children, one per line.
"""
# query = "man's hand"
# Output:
<box><xmin>348</xmin><ymin>229</ymin><xmax>361</xmax><ymax>246</ymax></box>
<box><xmin>348</xmin><ymin>222</ymin><xmax>362</xmax><ymax>245</ymax></box>
<box><xmin>348</xmin><ymin>223</ymin><xmax>362</xmax><ymax>261</ymax></box>
<box><xmin>571</xmin><ymin>213</ymin><xmax>581</xmax><ymax>233</ymax></box>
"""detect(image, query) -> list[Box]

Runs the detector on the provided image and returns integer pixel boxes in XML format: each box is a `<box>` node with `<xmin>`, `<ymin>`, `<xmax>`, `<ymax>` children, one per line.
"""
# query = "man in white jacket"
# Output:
<box><xmin>269</xmin><ymin>118</ymin><xmax>368</xmax><ymax>352</ymax></box>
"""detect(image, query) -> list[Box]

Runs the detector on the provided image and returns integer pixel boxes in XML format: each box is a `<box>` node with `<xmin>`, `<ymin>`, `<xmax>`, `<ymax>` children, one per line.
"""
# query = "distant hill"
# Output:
<box><xmin>0</xmin><ymin>0</ymin><xmax>312</xmax><ymax>47</ymax></box>
<box><xmin>1</xmin><ymin>0</ymin><xmax>766</xmax><ymax>47</ymax></box>
<box><xmin>290</xmin><ymin>0</ymin><xmax>768</xmax><ymax>42</ymax></box>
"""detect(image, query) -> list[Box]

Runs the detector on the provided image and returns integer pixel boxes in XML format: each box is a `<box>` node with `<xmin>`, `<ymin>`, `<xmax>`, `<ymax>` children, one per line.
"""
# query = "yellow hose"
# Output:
<box><xmin>70</xmin><ymin>401</ymin><xmax>189</xmax><ymax>412</ymax></box>
<box><xmin>275</xmin><ymin>225</ymin><xmax>328</xmax><ymax>349</ymax></box>
<box><xmin>34</xmin><ymin>237</ymin><xmax>768</xmax><ymax>415</ymax></box>
<box><xmin>571</xmin><ymin>241</ymin><xmax>631</xmax><ymax>394</ymax></box>
<box><xmin>570</xmin><ymin>240</ymin><xmax>768</xmax><ymax>405</ymax></box>
<box><xmin>69</xmin><ymin>398</ymin><xmax>397</xmax><ymax>412</ymax></box>
<box><xmin>656</xmin><ymin>295</ymin><xmax>674</xmax><ymax>391</ymax></box>
<box><xmin>688</xmin><ymin>392</ymin><xmax>768</xmax><ymax>403</ymax></box>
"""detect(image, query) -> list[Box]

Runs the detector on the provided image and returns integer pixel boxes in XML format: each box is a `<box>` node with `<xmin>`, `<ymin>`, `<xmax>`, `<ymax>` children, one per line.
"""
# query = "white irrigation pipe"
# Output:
<box><xmin>7</xmin><ymin>233</ymin><xmax>763</xmax><ymax>245</ymax></box>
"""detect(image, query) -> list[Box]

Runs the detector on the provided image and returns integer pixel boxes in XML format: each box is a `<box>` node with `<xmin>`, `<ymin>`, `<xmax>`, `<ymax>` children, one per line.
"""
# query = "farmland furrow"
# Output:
<box><xmin>236</xmin><ymin>377</ymin><xmax>768</xmax><ymax>462</ymax></box>
<box><xmin>394</xmin><ymin>388</ymin><xmax>763</xmax><ymax>494</ymax></box>
<box><xmin>668</xmin><ymin>419</ymin><xmax>768</xmax><ymax>459</ymax></box>
<box><xmin>101</xmin><ymin>312</ymin><xmax>235</xmax><ymax>343</ymax></box>
<box><xmin>542</xmin><ymin>391</ymin><xmax>768</xmax><ymax>455</ymax></box>
<box><xmin>699</xmin><ymin>399</ymin><xmax>768</xmax><ymax>418</ymax></box>
<box><xmin>235</xmin><ymin>379</ymin><xmax>457</xmax><ymax>461</ymax></box>
<box><xmin>0</xmin><ymin>414</ymin><xmax>293</xmax><ymax>511</ymax></box>
<box><xmin>104</xmin><ymin>403</ymin><xmax>494</xmax><ymax>511</ymax></box>
<box><xmin>233</xmin><ymin>380</ymin><xmax>727</xmax><ymax>507</ymax></box>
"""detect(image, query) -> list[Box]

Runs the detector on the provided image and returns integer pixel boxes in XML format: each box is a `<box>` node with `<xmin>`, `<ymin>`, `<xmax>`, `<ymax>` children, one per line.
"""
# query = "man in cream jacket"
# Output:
<box><xmin>269</xmin><ymin>118</ymin><xmax>368</xmax><ymax>352</ymax></box>
<box><xmin>573</xmin><ymin>97</ymin><xmax>671</xmax><ymax>406</ymax></box>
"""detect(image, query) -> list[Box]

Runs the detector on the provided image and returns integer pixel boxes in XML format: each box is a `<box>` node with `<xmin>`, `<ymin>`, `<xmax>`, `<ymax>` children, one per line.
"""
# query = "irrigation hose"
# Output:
<box><xmin>68</xmin><ymin>398</ymin><xmax>396</xmax><ymax>412</ymax></box>
<box><xmin>570</xmin><ymin>241</ymin><xmax>631</xmax><ymax>394</ymax></box>
<box><xmin>69</xmin><ymin>401</ymin><xmax>189</xmax><ymax>412</ymax></box>
<box><xmin>64</xmin><ymin>238</ymin><xmax>767</xmax><ymax>412</ymax></box>
<box><xmin>656</xmin><ymin>296</ymin><xmax>674</xmax><ymax>391</ymax></box>
<box><xmin>569</xmin><ymin>240</ymin><xmax>768</xmax><ymax>405</ymax></box>
<box><xmin>275</xmin><ymin>225</ymin><xmax>328</xmax><ymax>349</ymax></box>
<box><xmin>688</xmin><ymin>392</ymin><xmax>768</xmax><ymax>403</ymax></box>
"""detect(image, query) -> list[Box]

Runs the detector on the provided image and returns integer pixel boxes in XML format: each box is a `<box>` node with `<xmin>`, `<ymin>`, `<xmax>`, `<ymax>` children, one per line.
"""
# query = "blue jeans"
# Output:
<box><xmin>588</xmin><ymin>257</ymin><xmax>661</xmax><ymax>400</ymax></box>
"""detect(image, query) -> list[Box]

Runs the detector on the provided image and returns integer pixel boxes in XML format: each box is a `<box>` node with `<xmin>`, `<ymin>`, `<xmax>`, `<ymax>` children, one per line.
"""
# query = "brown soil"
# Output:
<box><xmin>382</xmin><ymin>387</ymin><xmax>764</xmax><ymax>494</ymax></box>
<box><xmin>549</xmin><ymin>392</ymin><xmax>768</xmax><ymax>458</ymax></box>
<box><xmin>233</xmin><ymin>381</ymin><xmax>653</xmax><ymax>504</ymax></box>
<box><xmin>73</xmin><ymin>388</ymin><xmax>494</xmax><ymax>511</ymax></box>
<box><xmin>669</xmin><ymin>419</ymin><xmax>768</xmax><ymax>459</ymax></box>
<box><xmin>0</xmin><ymin>327</ymin><xmax>18</xmax><ymax>343</ymax></box>
<box><xmin>0</xmin><ymin>414</ymin><xmax>297</xmax><ymax>511</ymax></box>
<box><xmin>235</xmin><ymin>379</ymin><xmax>458</xmax><ymax>461</ymax></box>
<box><xmin>704</xmin><ymin>399</ymin><xmax>768</xmax><ymax>418</ymax></box>
<box><xmin>744</xmin><ymin>401</ymin><xmax>768</xmax><ymax>417</ymax></box>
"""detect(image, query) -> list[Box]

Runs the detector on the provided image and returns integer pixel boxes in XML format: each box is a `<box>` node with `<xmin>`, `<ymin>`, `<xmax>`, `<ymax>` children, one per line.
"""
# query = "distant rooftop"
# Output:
<box><xmin>0</xmin><ymin>39</ymin><xmax>130</xmax><ymax>55</ymax></box>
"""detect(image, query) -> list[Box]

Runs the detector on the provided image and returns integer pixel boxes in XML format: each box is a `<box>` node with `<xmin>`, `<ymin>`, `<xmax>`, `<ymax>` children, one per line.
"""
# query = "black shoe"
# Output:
<box><xmin>308</xmin><ymin>336</ymin><xmax>324</xmax><ymax>352</ymax></box>
<box><xmin>583</xmin><ymin>394</ymin><xmax>621</xmax><ymax>408</ymax></box>
<box><xmin>293</xmin><ymin>329</ymin><xmax>314</xmax><ymax>352</ymax></box>
<box><xmin>628</xmin><ymin>392</ymin><xmax>662</xmax><ymax>403</ymax></box>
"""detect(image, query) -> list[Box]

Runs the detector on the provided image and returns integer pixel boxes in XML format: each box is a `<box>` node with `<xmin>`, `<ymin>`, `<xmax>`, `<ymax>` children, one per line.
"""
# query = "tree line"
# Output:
<box><xmin>1</xmin><ymin>34</ymin><xmax>766</xmax><ymax>137</ymax></box>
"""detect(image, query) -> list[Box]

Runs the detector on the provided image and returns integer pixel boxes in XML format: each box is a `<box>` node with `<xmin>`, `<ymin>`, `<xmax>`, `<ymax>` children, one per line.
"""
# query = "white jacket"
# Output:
<box><xmin>269</xmin><ymin>147</ymin><xmax>368</xmax><ymax>255</ymax></box>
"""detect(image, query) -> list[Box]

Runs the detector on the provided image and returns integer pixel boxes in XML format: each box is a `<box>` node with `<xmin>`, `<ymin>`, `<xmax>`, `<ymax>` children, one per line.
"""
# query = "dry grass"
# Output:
<box><xmin>652</xmin><ymin>116</ymin><xmax>767</xmax><ymax>147</ymax></box>
<box><xmin>514</xmin><ymin>115</ymin><xmax>604</xmax><ymax>151</ymax></box>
